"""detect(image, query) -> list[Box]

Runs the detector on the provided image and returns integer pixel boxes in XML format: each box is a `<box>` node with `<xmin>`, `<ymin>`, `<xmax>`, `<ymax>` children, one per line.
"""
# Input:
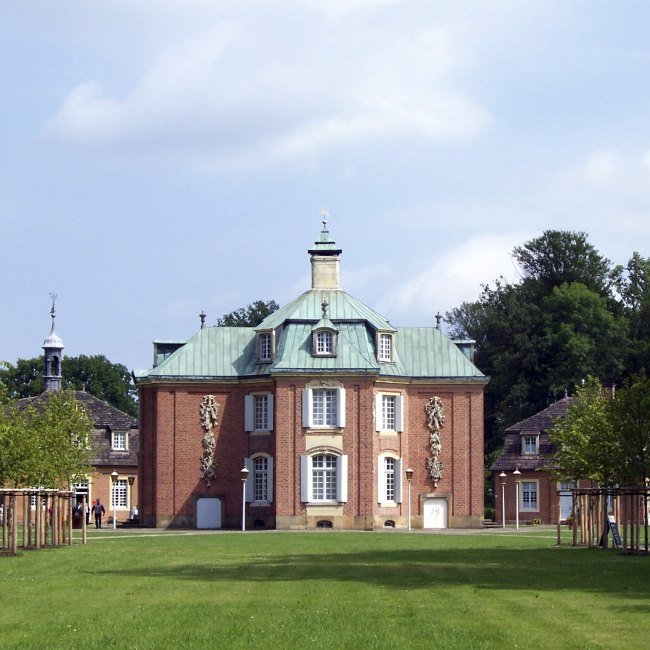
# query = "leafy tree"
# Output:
<box><xmin>0</xmin><ymin>391</ymin><xmax>94</xmax><ymax>488</ymax></box>
<box><xmin>0</xmin><ymin>354</ymin><xmax>138</xmax><ymax>417</ymax></box>
<box><xmin>217</xmin><ymin>300</ymin><xmax>279</xmax><ymax>327</ymax></box>
<box><xmin>550</xmin><ymin>374</ymin><xmax>650</xmax><ymax>488</ymax></box>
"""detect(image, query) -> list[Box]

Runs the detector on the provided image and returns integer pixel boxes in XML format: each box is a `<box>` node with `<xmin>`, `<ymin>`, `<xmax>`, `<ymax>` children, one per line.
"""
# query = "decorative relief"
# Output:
<box><xmin>425</xmin><ymin>396</ymin><xmax>445</xmax><ymax>487</ymax></box>
<box><xmin>199</xmin><ymin>395</ymin><xmax>219</xmax><ymax>487</ymax></box>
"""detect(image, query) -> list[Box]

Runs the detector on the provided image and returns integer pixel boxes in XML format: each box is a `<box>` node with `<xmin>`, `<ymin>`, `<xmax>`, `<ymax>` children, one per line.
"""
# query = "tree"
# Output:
<box><xmin>217</xmin><ymin>300</ymin><xmax>279</xmax><ymax>327</ymax></box>
<box><xmin>550</xmin><ymin>374</ymin><xmax>650</xmax><ymax>488</ymax></box>
<box><xmin>0</xmin><ymin>355</ymin><xmax>138</xmax><ymax>417</ymax></box>
<box><xmin>0</xmin><ymin>391</ymin><xmax>94</xmax><ymax>488</ymax></box>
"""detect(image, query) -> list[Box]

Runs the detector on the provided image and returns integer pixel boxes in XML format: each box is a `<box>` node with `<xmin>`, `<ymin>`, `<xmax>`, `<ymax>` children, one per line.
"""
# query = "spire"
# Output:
<box><xmin>308</xmin><ymin>209</ymin><xmax>343</xmax><ymax>290</ymax></box>
<box><xmin>42</xmin><ymin>293</ymin><xmax>64</xmax><ymax>392</ymax></box>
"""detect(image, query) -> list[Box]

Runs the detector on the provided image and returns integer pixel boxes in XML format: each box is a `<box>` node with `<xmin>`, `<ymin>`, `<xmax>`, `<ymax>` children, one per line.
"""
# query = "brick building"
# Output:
<box><xmin>490</xmin><ymin>397</ymin><xmax>577</xmax><ymax>525</ymax></box>
<box><xmin>135</xmin><ymin>221</ymin><xmax>488</xmax><ymax>530</ymax></box>
<box><xmin>16</xmin><ymin>303</ymin><xmax>139</xmax><ymax>525</ymax></box>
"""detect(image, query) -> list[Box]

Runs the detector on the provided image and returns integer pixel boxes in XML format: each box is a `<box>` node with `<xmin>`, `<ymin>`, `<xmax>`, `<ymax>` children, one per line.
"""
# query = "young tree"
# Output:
<box><xmin>217</xmin><ymin>300</ymin><xmax>279</xmax><ymax>327</ymax></box>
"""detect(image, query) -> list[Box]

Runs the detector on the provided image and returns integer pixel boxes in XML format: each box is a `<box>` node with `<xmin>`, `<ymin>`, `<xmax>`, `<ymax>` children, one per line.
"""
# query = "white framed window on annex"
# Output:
<box><xmin>375</xmin><ymin>392</ymin><xmax>404</xmax><ymax>433</ymax></box>
<box><xmin>521</xmin><ymin>434</ymin><xmax>539</xmax><ymax>455</ymax></box>
<box><xmin>300</xmin><ymin>450</ymin><xmax>348</xmax><ymax>504</ymax></box>
<box><xmin>244</xmin><ymin>453</ymin><xmax>274</xmax><ymax>505</ymax></box>
<box><xmin>111</xmin><ymin>430</ymin><xmax>128</xmax><ymax>451</ymax></box>
<box><xmin>302</xmin><ymin>384</ymin><xmax>345</xmax><ymax>429</ymax></box>
<box><xmin>244</xmin><ymin>393</ymin><xmax>274</xmax><ymax>433</ymax></box>
<box><xmin>111</xmin><ymin>477</ymin><xmax>129</xmax><ymax>510</ymax></box>
<box><xmin>519</xmin><ymin>480</ymin><xmax>539</xmax><ymax>512</ymax></box>
<box><xmin>377</xmin><ymin>452</ymin><xmax>403</xmax><ymax>506</ymax></box>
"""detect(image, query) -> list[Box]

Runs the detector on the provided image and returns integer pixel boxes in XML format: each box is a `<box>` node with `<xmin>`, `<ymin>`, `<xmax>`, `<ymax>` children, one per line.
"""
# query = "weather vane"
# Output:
<box><xmin>49</xmin><ymin>292</ymin><xmax>58</xmax><ymax>319</ymax></box>
<box><xmin>321</xmin><ymin>207</ymin><xmax>329</xmax><ymax>227</ymax></box>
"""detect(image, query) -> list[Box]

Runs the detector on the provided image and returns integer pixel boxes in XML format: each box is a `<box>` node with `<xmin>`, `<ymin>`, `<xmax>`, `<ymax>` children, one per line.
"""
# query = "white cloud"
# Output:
<box><xmin>44</xmin><ymin>5</ymin><xmax>490</xmax><ymax>168</ymax></box>
<box><xmin>581</xmin><ymin>150</ymin><xmax>620</xmax><ymax>183</ymax></box>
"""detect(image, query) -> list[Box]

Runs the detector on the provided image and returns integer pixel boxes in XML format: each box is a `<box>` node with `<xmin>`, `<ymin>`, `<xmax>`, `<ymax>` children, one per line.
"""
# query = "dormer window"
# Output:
<box><xmin>522</xmin><ymin>434</ymin><xmax>539</xmax><ymax>454</ymax></box>
<box><xmin>378</xmin><ymin>333</ymin><xmax>393</xmax><ymax>362</ymax></box>
<box><xmin>317</xmin><ymin>331</ymin><xmax>333</xmax><ymax>354</ymax></box>
<box><xmin>257</xmin><ymin>332</ymin><xmax>273</xmax><ymax>362</ymax></box>
<box><xmin>312</xmin><ymin>300</ymin><xmax>338</xmax><ymax>357</ymax></box>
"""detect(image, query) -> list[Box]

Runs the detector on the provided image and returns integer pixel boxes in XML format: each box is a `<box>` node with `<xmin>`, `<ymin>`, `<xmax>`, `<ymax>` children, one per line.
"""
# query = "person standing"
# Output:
<box><xmin>92</xmin><ymin>499</ymin><xmax>105</xmax><ymax>528</ymax></box>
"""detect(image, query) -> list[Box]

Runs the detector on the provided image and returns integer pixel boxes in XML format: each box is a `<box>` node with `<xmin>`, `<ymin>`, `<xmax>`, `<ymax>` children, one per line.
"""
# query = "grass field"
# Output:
<box><xmin>1</xmin><ymin>528</ymin><xmax>649</xmax><ymax>649</ymax></box>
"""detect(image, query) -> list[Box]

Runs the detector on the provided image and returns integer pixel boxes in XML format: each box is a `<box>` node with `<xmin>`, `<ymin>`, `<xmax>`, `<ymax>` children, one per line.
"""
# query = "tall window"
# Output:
<box><xmin>245</xmin><ymin>394</ymin><xmax>274</xmax><ymax>432</ymax></box>
<box><xmin>316</xmin><ymin>331</ymin><xmax>333</xmax><ymax>354</ymax></box>
<box><xmin>378</xmin><ymin>333</ymin><xmax>392</xmax><ymax>361</ymax></box>
<box><xmin>521</xmin><ymin>481</ymin><xmax>538</xmax><ymax>511</ymax></box>
<box><xmin>258</xmin><ymin>333</ymin><xmax>272</xmax><ymax>362</ymax></box>
<box><xmin>254</xmin><ymin>456</ymin><xmax>269</xmax><ymax>502</ymax></box>
<box><xmin>522</xmin><ymin>435</ymin><xmax>538</xmax><ymax>454</ymax></box>
<box><xmin>384</xmin><ymin>457</ymin><xmax>395</xmax><ymax>502</ymax></box>
<box><xmin>312</xmin><ymin>454</ymin><xmax>338</xmax><ymax>501</ymax></box>
<box><xmin>112</xmin><ymin>431</ymin><xmax>127</xmax><ymax>451</ymax></box>
<box><xmin>112</xmin><ymin>479</ymin><xmax>127</xmax><ymax>509</ymax></box>
<box><xmin>312</xmin><ymin>389</ymin><xmax>337</xmax><ymax>427</ymax></box>
<box><xmin>382</xmin><ymin>395</ymin><xmax>396</xmax><ymax>430</ymax></box>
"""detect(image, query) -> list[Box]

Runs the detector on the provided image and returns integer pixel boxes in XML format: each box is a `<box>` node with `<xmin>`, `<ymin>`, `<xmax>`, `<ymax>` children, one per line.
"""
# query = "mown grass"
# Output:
<box><xmin>1</xmin><ymin>529</ymin><xmax>649</xmax><ymax>649</ymax></box>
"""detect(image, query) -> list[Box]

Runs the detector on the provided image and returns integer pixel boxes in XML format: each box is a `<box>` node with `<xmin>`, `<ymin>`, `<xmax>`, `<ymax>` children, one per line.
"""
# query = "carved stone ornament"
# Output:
<box><xmin>425</xmin><ymin>396</ymin><xmax>445</xmax><ymax>487</ymax></box>
<box><xmin>199</xmin><ymin>395</ymin><xmax>219</xmax><ymax>487</ymax></box>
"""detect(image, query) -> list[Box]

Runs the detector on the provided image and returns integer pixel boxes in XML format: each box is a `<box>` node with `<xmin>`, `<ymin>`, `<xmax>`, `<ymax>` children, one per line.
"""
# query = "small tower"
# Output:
<box><xmin>42</xmin><ymin>293</ymin><xmax>64</xmax><ymax>392</ymax></box>
<box><xmin>308</xmin><ymin>209</ymin><xmax>343</xmax><ymax>290</ymax></box>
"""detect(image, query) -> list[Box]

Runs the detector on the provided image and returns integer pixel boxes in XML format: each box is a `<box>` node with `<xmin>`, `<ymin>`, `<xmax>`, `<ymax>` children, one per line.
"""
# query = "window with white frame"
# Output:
<box><xmin>315</xmin><ymin>330</ymin><xmax>334</xmax><ymax>355</ymax></box>
<box><xmin>302</xmin><ymin>387</ymin><xmax>345</xmax><ymax>429</ymax></box>
<box><xmin>378</xmin><ymin>333</ymin><xmax>393</xmax><ymax>362</ymax></box>
<box><xmin>112</xmin><ymin>430</ymin><xmax>127</xmax><ymax>451</ymax></box>
<box><xmin>378</xmin><ymin>455</ymin><xmax>402</xmax><ymax>504</ymax></box>
<box><xmin>522</xmin><ymin>435</ymin><xmax>539</xmax><ymax>454</ymax></box>
<box><xmin>301</xmin><ymin>453</ymin><xmax>348</xmax><ymax>503</ymax></box>
<box><xmin>112</xmin><ymin>479</ymin><xmax>128</xmax><ymax>509</ymax></box>
<box><xmin>258</xmin><ymin>332</ymin><xmax>273</xmax><ymax>362</ymax></box>
<box><xmin>375</xmin><ymin>394</ymin><xmax>404</xmax><ymax>432</ymax></box>
<box><xmin>245</xmin><ymin>394</ymin><xmax>274</xmax><ymax>432</ymax></box>
<box><xmin>244</xmin><ymin>455</ymin><xmax>274</xmax><ymax>504</ymax></box>
<box><xmin>521</xmin><ymin>481</ymin><xmax>538</xmax><ymax>511</ymax></box>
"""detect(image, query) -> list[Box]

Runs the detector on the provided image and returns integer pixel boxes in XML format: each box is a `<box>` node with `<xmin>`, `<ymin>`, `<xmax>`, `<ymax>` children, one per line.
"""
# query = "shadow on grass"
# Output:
<box><xmin>95</xmin><ymin>546</ymin><xmax>650</xmax><ymax>601</ymax></box>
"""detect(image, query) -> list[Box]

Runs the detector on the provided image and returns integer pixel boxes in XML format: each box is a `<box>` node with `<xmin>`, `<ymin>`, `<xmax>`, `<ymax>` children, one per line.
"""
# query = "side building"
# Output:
<box><xmin>135</xmin><ymin>221</ymin><xmax>488</xmax><ymax>530</ymax></box>
<box><xmin>16</xmin><ymin>304</ymin><xmax>139</xmax><ymax>524</ymax></box>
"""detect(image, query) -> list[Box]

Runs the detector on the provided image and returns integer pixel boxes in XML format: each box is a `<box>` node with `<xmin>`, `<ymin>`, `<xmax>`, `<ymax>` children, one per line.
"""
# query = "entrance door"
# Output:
<box><xmin>423</xmin><ymin>497</ymin><xmax>448</xmax><ymax>529</ymax></box>
<box><xmin>196</xmin><ymin>498</ymin><xmax>221</xmax><ymax>529</ymax></box>
<box><xmin>558</xmin><ymin>481</ymin><xmax>574</xmax><ymax>521</ymax></box>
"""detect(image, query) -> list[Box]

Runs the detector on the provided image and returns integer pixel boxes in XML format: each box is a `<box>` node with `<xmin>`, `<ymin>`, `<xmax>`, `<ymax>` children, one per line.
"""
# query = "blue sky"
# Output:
<box><xmin>2</xmin><ymin>1</ymin><xmax>649</xmax><ymax>372</ymax></box>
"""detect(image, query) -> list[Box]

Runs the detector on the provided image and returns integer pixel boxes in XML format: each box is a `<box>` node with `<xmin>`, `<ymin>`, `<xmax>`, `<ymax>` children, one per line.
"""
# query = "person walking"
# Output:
<box><xmin>92</xmin><ymin>499</ymin><xmax>105</xmax><ymax>528</ymax></box>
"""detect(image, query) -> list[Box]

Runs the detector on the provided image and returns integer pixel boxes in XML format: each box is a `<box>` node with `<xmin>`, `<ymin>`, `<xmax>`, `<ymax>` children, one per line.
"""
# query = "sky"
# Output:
<box><xmin>2</xmin><ymin>1</ymin><xmax>650</xmax><ymax>373</ymax></box>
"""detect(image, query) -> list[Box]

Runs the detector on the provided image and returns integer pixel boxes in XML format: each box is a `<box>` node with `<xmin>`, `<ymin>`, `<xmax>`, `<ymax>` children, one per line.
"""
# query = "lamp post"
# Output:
<box><xmin>513</xmin><ymin>469</ymin><xmax>521</xmax><ymax>531</ymax></box>
<box><xmin>128</xmin><ymin>475</ymin><xmax>135</xmax><ymax>519</ymax></box>
<box><xmin>110</xmin><ymin>470</ymin><xmax>118</xmax><ymax>530</ymax></box>
<box><xmin>405</xmin><ymin>467</ymin><xmax>414</xmax><ymax>532</ymax></box>
<box><xmin>500</xmin><ymin>472</ymin><xmax>507</xmax><ymax>528</ymax></box>
<box><xmin>240</xmin><ymin>466</ymin><xmax>249</xmax><ymax>532</ymax></box>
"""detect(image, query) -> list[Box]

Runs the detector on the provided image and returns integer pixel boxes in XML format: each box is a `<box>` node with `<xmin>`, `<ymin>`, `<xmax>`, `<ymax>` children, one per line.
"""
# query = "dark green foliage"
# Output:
<box><xmin>0</xmin><ymin>354</ymin><xmax>138</xmax><ymax>417</ymax></box>
<box><xmin>217</xmin><ymin>299</ymin><xmax>279</xmax><ymax>327</ymax></box>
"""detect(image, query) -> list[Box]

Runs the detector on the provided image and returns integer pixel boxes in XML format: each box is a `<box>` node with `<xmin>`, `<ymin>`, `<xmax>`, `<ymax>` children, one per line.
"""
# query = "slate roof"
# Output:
<box><xmin>489</xmin><ymin>397</ymin><xmax>573</xmax><ymax>472</ymax></box>
<box><xmin>17</xmin><ymin>390</ymin><xmax>138</xmax><ymax>467</ymax></box>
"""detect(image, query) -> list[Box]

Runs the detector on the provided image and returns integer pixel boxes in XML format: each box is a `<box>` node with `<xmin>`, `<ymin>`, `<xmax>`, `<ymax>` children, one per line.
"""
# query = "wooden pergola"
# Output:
<box><xmin>1</xmin><ymin>488</ymin><xmax>88</xmax><ymax>555</ymax></box>
<box><xmin>556</xmin><ymin>486</ymin><xmax>649</xmax><ymax>554</ymax></box>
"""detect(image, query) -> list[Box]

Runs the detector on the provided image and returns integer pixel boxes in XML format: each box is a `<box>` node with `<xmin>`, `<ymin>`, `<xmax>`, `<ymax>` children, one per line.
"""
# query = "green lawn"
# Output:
<box><xmin>1</xmin><ymin>529</ymin><xmax>649</xmax><ymax>649</ymax></box>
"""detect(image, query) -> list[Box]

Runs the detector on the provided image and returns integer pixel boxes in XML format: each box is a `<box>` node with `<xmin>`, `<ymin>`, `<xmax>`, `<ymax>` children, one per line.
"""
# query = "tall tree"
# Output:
<box><xmin>217</xmin><ymin>300</ymin><xmax>279</xmax><ymax>327</ymax></box>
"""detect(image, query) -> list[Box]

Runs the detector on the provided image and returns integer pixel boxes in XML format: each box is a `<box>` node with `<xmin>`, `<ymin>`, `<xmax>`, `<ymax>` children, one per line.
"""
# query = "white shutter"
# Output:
<box><xmin>267</xmin><ymin>394</ymin><xmax>274</xmax><ymax>430</ymax></box>
<box><xmin>244</xmin><ymin>395</ymin><xmax>254</xmax><ymax>432</ymax></box>
<box><xmin>394</xmin><ymin>458</ymin><xmax>403</xmax><ymax>503</ymax></box>
<box><xmin>244</xmin><ymin>457</ymin><xmax>254</xmax><ymax>502</ymax></box>
<box><xmin>337</xmin><ymin>455</ymin><xmax>348</xmax><ymax>502</ymax></box>
<box><xmin>337</xmin><ymin>388</ymin><xmax>346</xmax><ymax>428</ymax></box>
<box><xmin>267</xmin><ymin>457</ymin><xmax>274</xmax><ymax>503</ymax></box>
<box><xmin>375</xmin><ymin>394</ymin><xmax>383</xmax><ymax>431</ymax></box>
<box><xmin>300</xmin><ymin>455</ymin><xmax>311</xmax><ymax>502</ymax></box>
<box><xmin>396</xmin><ymin>396</ymin><xmax>404</xmax><ymax>432</ymax></box>
<box><xmin>377</xmin><ymin>456</ymin><xmax>386</xmax><ymax>503</ymax></box>
<box><xmin>302</xmin><ymin>389</ymin><xmax>312</xmax><ymax>428</ymax></box>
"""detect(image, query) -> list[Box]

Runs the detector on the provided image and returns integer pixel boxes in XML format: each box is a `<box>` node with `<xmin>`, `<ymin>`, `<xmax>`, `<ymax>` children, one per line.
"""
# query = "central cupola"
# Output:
<box><xmin>308</xmin><ymin>210</ymin><xmax>342</xmax><ymax>290</ymax></box>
